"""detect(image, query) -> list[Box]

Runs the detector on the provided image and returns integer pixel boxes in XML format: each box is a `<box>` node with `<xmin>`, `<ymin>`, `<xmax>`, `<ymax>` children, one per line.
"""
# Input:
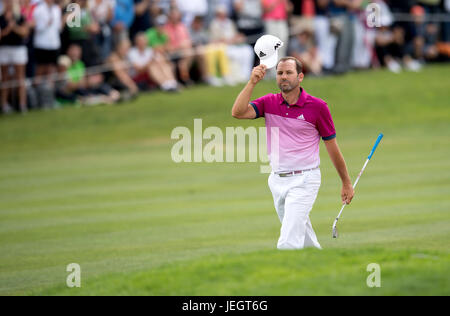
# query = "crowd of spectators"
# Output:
<box><xmin>0</xmin><ymin>0</ymin><xmax>449</xmax><ymax>114</ymax></box>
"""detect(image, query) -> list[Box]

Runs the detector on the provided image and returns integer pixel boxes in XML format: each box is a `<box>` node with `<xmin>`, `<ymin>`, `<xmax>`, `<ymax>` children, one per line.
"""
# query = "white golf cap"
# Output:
<box><xmin>254</xmin><ymin>35</ymin><xmax>284</xmax><ymax>69</ymax></box>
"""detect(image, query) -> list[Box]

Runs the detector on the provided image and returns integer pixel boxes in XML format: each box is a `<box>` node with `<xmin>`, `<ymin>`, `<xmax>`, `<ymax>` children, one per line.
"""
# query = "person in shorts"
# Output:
<box><xmin>32</xmin><ymin>0</ymin><xmax>61</xmax><ymax>86</ymax></box>
<box><xmin>0</xmin><ymin>0</ymin><xmax>30</xmax><ymax>114</ymax></box>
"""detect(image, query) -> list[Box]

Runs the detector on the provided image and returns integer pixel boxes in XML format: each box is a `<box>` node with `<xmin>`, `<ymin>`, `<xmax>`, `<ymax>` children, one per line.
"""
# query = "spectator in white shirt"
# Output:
<box><xmin>32</xmin><ymin>0</ymin><xmax>62</xmax><ymax>85</ymax></box>
<box><xmin>128</xmin><ymin>32</ymin><xmax>178</xmax><ymax>92</ymax></box>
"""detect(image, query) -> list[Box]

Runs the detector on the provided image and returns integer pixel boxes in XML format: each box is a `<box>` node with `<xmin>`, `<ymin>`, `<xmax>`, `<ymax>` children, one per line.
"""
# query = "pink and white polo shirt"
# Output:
<box><xmin>251</xmin><ymin>88</ymin><xmax>336</xmax><ymax>173</ymax></box>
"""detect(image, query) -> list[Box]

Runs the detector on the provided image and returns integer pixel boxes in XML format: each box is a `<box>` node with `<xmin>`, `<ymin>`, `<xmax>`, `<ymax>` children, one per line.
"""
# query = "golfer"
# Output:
<box><xmin>231</xmin><ymin>56</ymin><xmax>354</xmax><ymax>250</ymax></box>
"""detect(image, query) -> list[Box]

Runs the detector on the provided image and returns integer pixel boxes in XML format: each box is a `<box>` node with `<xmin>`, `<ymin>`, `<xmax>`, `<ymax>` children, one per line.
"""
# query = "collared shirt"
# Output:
<box><xmin>251</xmin><ymin>88</ymin><xmax>336</xmax><ymax>172</ymax></box>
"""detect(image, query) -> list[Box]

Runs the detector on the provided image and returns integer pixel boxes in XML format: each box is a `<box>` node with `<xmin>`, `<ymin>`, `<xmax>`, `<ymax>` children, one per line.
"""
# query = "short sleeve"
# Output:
<box><xmin>316</xmin><ymin>102</ymin><xmax>336</xmax><ymax>140</ymax></box>
<box><xmin>250</xmin><ymin>95</ymin><xmax>270</xmax><ymax>119</ymax></box>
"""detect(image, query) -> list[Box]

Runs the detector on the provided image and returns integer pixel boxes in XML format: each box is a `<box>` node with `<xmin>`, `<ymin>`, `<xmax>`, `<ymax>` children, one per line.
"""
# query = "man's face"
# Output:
<box><xmin>276</xmin><ymin>60</ymin><xmax>303</xmax><ymax>93</ymax></box>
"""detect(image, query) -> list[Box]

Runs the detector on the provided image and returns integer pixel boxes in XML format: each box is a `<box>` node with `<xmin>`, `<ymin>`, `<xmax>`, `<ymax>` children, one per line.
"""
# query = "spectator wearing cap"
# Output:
<box><xmin>146</xmin><ymin>14</ymin><xmax>169</xmax><ymax>52</ymax></box>
<box><xmin>209</xmin><ymin>5</ymin><xmax>254</xmax><ymax>84</ymax></box>
<box><xmin>163</xmin><ymin>8</ymin><xmax>195</xmax><ymax>85</ymax></box>
<box><xmin>32</xmin><ymin>0</ymin><xmax>62</xmax><ymax>86</ymax></box>
<box><xmin>0</xmin><ymin>0</ymin><xmax>30</xmax><ymax>114</ymax></box>
<box><xmin>128</xmin><ymin>32</ymin><xmax>178</xmax><ymax>92</ymax></box>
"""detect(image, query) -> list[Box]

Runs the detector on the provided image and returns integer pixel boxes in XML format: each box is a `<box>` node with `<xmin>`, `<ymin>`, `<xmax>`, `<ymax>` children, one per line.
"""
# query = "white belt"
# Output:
<box><xmin>275</xmin><ymin>167</ymin><xmax>319</xmax><ymax>177</ymax></box>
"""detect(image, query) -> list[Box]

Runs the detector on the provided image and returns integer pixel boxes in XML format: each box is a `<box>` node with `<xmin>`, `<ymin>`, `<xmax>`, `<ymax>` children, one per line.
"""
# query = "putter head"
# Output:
<box><xmin>332</xmin><ymin>225</ymin><xmax>338</xmax><ymax>238</ymax></box>
<box><xmin>332</xmin><ymin>218</ymin><xmax>339</xmax><ymax>238</ymax></box>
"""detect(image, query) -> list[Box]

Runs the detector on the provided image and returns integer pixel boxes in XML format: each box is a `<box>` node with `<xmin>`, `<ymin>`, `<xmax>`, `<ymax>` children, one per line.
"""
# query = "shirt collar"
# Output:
<box><xmin>279</xmin><ymin>87</ymin><xmax>308</xmax><ymax>107</ymax></box>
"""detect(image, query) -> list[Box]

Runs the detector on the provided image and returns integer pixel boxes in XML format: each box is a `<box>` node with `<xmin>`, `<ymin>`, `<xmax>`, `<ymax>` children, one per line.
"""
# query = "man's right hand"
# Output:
<box><xmin>250</xmin><ymin>64</ymin><xmax>267</xmax><ymax>85</ymax></box>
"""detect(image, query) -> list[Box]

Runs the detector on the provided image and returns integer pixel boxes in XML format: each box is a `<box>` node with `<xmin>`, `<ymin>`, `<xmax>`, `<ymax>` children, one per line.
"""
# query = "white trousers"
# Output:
<box><xmin>268</xmin><ymin>169</ymin><xmax>322</xmax><ymax>250</ymax></box>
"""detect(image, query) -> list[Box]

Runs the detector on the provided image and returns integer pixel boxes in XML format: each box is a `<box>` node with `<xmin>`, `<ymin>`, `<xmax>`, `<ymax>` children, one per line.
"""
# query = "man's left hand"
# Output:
<box><xmin>341</xmin><ymin>183</ymin><xmax>354</xmax><ymax>204</ymax></box>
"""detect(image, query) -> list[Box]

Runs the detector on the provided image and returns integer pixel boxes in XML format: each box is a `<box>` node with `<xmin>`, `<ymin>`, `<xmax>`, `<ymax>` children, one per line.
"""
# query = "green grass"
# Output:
<box><xmin>1</xmin><ymin>65</ymin><xmax>449</xmax><ymax>296</ymax></box>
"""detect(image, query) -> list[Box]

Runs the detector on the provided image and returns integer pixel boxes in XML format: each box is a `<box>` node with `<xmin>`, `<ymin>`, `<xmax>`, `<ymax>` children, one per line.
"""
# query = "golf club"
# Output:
<box><xmin>332</xmin><ymin>133</ymin><xmax>384</xmax><ymax>238</ymax></box>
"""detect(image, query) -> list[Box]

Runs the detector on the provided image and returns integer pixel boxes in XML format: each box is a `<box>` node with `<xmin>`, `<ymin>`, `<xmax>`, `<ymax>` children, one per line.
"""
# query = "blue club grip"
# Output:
<box><xmin>368</xmin><ymin>133</ymin><xmax>383</xmax><ymax>160</ymax></box>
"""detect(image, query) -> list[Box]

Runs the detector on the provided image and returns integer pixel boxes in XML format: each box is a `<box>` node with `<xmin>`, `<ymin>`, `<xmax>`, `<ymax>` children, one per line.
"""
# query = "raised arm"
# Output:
<box><xmin>324</xmin><ymin>138</ymin><xmax>355</xmax><ymax>204</ymax></box>
<box><xmin>231</xmin><ymin>64</ymin><xmax>266</xmax><ymax>119</ymax></box>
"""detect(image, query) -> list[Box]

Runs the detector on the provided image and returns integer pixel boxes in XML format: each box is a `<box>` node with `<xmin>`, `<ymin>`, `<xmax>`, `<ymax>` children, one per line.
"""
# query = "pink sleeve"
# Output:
<box><xmin>316</xmin><ymin>102</ymin><xmax>336</xmax><ymax>140</ymax></box>
<box><xmin>250</xmin><ymin>95</ymin><xmax>269</xmax><ymax>119</ymax></box>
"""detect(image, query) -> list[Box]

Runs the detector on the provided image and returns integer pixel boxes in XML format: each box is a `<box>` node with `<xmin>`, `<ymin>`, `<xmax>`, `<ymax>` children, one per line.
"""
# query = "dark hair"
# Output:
<box><xmin>276</xmin><ymin>57</ymin><xmax>303</xmax><ymax>74</ymax></box>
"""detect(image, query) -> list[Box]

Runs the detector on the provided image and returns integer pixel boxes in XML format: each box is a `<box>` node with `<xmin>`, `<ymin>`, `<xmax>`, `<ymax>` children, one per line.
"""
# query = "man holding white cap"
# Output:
<box><xmin>231</xmin><ymin>35</ymin><xmax>354</xmax><ymax>250</ymax></box>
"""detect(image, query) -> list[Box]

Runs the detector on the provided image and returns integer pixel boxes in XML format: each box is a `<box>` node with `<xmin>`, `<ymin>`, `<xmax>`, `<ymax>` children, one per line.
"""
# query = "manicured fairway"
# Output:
<box><xmin>0</xmin><ymin>65</ymin><xmax>449</xmax><ymax>295</ymax></box>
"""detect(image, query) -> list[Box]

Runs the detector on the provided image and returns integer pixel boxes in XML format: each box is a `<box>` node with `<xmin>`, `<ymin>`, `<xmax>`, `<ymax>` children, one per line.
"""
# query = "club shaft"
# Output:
<box><xmin>335</xmin><ymin>158</ymin><xmax>369</xmax><ymax>220</ymax></box>
<box><xmin>332</xmin><ymin>134</ymin><xmax>383</xmax><ymax>237</ymax></box>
